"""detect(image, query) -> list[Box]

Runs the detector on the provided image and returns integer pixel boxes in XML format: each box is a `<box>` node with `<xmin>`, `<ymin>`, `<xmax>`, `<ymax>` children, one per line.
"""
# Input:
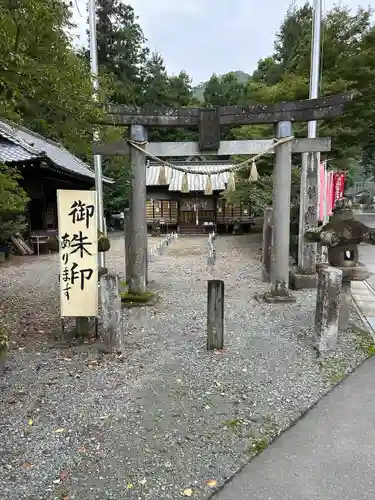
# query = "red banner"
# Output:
<box><xmin>332</xmin><ymin>171</ymin><xmax>345</xmax><ymax>207</ymax></box>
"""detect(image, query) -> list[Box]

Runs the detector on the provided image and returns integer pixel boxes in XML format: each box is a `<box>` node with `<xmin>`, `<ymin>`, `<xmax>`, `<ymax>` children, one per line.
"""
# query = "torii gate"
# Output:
<box><xmin>94</xmin><ymin>93</ymin><xmax>351</xmax><ymax>299</ymax></box>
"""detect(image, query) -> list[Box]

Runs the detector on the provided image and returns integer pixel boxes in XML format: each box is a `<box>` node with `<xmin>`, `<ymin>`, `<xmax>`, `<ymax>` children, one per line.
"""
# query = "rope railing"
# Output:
<box><xmin>148</xmin><ymin>231</ymin><xmax>179</xmax><ymax>262</ymax></box>
<box><xmin>128</xmin><ymin>136</ymin><xmax>294</xmax><ymax>194</ymax></box>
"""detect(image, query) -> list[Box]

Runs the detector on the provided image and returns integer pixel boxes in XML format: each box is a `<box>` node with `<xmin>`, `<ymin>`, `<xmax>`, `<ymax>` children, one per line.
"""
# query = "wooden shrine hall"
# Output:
<box><xmin>145</xmin><ymin>159</ymin><xmax>253</xmax><ymax>234</ymax></box>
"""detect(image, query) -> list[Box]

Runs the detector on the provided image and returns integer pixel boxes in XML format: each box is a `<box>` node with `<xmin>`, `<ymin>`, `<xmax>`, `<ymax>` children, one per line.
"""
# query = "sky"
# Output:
<box><xmin>71</xmin><ymin>0</ymin><xmax>371</xmax><ymax>85</ymax></box>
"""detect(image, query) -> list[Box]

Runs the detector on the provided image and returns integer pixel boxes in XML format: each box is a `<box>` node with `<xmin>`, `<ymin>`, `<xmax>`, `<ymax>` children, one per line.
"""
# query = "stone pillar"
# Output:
<box><xmin>261</xmin><ymin>207</ymin><xmax>273</xmax><ymax>283</ymax></box>
<box><xmin>315</xmin><ymin>266</ymin><xmax>342</xmax><ymax>353</ymax></box>
<box><xmin>265</xmin><ymin>121</ymin><xmax>295</xmax><ymax>303</ymax></box>
<box><xmin>290</xmin><ymin>152</ymin><xmax>319</xmax><ymax>289</ymax></box>
<box><xmin>339</xmin><ymin>281</ymin><xmax>352</xmax><ymax>331</ymax></box>
<box><xmin>145</xmin><ymin>230</ymin><xmax>148</xmax><ymax>284</ymax></box>
<box><xmin>299</xmin><ymin>152</ymin><xmax>319</xmax><ymax>272</ymax></box>
<box><xmin>100</xmin><ymin>273</ymin><xmax>123</xmax><ymax>352</ymax></box>
<box><xmin>124</xmin><ymin>207</ymin><xmax>130</xmax><ymax>283</ymax></box>
<box><xmin>127</xmin><ymin>125</ymin><xmax>147</xmax><ymax>294</ymax></box>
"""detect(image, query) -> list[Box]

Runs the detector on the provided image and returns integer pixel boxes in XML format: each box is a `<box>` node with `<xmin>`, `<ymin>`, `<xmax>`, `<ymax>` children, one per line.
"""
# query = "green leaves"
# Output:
<box><xmin>0</xmin><ymin>165</ymin><xmax>29</xmax><ymax>242</ymax></box>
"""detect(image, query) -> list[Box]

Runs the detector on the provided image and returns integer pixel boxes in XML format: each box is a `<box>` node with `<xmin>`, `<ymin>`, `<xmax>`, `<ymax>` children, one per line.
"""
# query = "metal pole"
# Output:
<box><xmin>308</xmin><ymin>0</ymin><xmax>322</xmax><ymax>138</ymax></box>
<box><xmin>297</xmin><ymin>0</ymin><xmax>322</xmax><ymax>275</ymax></box>
<box><xmin>88</xmin><ymin>0</ymin><xmax>105</xmax><ymax>267</ymax></box>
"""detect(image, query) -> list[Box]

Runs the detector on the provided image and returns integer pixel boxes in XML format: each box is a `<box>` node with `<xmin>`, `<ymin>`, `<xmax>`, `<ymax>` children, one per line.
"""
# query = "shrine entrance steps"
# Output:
<box><xmin>178</xmin><ymin>222</ymin><xmax>205</xmax><ymax>235</ymax></box>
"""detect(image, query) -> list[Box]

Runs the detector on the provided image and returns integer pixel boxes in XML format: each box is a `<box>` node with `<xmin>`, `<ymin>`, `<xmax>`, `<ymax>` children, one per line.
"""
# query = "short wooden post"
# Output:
<box><xmin>100</xmin><ymin>273</ymin><xmax>123</xmax><ymax>352</ymax></box>
<box><xmin>76</xmin><ymin>317</ymin><xmax>92</xmax><ymax>338</ymax></box>
<box><xmin>207</xmin><ymin>280</ymin><xmax>224</xmax><ymax>350</ymax></box>
<box><xmin>261</xmin><ymin>207</ymin><xmax>273</xmax><ymax>282</ymax></box>
<box><xmin>315</xmin><ymin>266</ymin><xmax>342</xmax><ymax>353</ymax></box>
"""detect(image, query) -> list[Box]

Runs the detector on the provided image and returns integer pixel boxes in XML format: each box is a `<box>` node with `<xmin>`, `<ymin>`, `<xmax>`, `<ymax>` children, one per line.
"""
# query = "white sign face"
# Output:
<box><xmin>57</xmin><ymin>190</ymin><xmax>98</xmax><ymax>317</ymax></box>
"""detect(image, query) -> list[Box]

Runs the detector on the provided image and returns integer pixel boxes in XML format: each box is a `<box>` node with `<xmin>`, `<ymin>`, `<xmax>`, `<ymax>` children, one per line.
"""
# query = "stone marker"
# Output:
<box><xmin>261</xmin><ymin>207</ymin><xmax>273</xmax><ymax>282</ymax></box>
<box><xmin>339</xmin><ymin>281</ymin><xmax>353</xmax><ymax>331</ymax></box>
<box><xmin>207</xmin><ymin>232</ymin><xmax>216</xmax><ymax>266</ymax></box>
<box><xmin>100</xmin><ymin>273</ymin><xmax>123</xmax><ymax>352</ymax></box>
<box><xmin>207</xmin><ymin>280</ymin><xmax>224</xmax><ymax>350</ymax></box>
<box><xmin>315</xmin><ymin>266</ymin><xmax>342</xmax><ymax>353</ymax></box>
<box><xmin>305</xmin><ymin>198</ymin><xmax>373</xmax><ymax>332</ymax></box>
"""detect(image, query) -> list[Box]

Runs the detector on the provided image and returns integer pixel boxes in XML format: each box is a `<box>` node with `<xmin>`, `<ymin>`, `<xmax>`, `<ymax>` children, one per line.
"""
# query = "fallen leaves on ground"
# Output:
<box><xmin>182</xmin><ymin>488</ymin><xmax>193</xmax><ymax>497</ymax></box>
<box><xmin>22</xmin><ymin>462</ymin><xmax>33</xmax><ymax>469</ymax></box>
<box><xmin>59</xmin><ymin>470</ymin><xmax>68</xmax><ymax>481</ymax></box>
<box><xmin>54</xmin><ymin>428</ymin><xmax>65</xmax><ymax>433</ymax></box>
<box><xmin>27</xmin><ymin>419</ymin><xmax>33</xmax><ymax>426</ymax></box>
<box><xmin>206</xmin><ymin>479</ymin><xmax>217</xmax><ymax>487</ymax></box>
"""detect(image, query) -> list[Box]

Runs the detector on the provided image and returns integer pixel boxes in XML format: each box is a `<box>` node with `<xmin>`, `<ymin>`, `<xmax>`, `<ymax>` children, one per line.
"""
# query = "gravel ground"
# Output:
<box><xmin>0</xmin><ymin>234</ymin><xmax>373</xmax><ymax>500</ymax></box>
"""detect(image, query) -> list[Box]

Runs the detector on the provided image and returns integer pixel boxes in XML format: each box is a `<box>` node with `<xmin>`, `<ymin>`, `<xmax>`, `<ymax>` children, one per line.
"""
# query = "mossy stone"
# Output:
<box><xmin>120</xmin><ymin>290</ymin><xmax>158</xmax><ymax>307</ymax></box>
<box><xmin>98</xmin><ymin>235</ymin><xmax>110</xmax><ymax>252</ymax></box>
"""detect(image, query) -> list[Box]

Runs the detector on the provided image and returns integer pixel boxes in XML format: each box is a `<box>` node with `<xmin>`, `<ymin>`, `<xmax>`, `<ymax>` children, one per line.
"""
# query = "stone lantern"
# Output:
<box><xmin>305</xmin><ymin>197</ymin><xmax>375</xmax><ymax>330</ymax></box>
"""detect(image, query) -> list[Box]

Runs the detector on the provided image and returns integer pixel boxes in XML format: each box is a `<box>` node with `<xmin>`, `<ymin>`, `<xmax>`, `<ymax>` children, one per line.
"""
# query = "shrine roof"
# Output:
<box><xmin>0</xmin><ymin>118</ymin><xmax>113</xmax><ymax>184</ymax></box>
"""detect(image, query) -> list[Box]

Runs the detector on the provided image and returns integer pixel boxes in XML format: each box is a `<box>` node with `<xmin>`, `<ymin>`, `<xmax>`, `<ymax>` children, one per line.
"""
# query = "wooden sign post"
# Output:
<box><xmin>207</xmin><ymin>280</ymin><xmax>224</xmax><ymax>350</ymax></box>
<box><xmin>57</xmin><ymin>190</ymin><xmax>98</xmax><ymax>335</ymax></box>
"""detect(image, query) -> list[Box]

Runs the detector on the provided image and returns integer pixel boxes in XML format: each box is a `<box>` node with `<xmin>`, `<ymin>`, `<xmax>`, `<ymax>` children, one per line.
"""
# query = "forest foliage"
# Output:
<box><xmin>1</xmin><ymin>0</ymin><xmax>375</xmax><ymax>218</ymax></box>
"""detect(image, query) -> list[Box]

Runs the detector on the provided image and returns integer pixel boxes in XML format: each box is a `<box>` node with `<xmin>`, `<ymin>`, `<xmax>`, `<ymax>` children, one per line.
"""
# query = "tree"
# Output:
<box><xmin>168</xmin><ymin>71</ymin><xmax>194</xmax><ymax>107</ymax></box>
<box><xmin>220</xmin><ymin>3</ymin><xmax>375</xmax><ymax>239</ymax></box>
<box><xmin>238</xmin><ymin>4</ymin><xmax>375</xmax><ymax>172</ymax></box>
<box><xmin>204</xmin><ymin>72</ymin><xmax>246</xmax><ymax>107</ymax></box>
<box><xmin>95</xmin><ymin>0</ymin><xmax>149</xmax><ymax>106</ymax></box>
<box><xmin>274</xmin><ymin>3</ymin><xmax>313</xmax><ymax>74</ymax></box>
<box><xmin>203</xmin><ymin>74</ymin><xmax>225</xmax><ymax>107</ymax></box>
<box><xmin>0</xmin><ymin>165</ymin><xmax>29</xmax><ymax>243</ymax></box>
<box><xmin>139</xmin><ymin>52</ymin><xmax>170</xmax><ymax>108</ymax></box>
<box><xmin>252</xmin><ymin>57</ymin><xmax>282</xmax><ymax>85</ymax></box>
<box><xmin>0</xmin><ymin>0</ymin><xmax>106</xmax><ymax>157</ymax></box>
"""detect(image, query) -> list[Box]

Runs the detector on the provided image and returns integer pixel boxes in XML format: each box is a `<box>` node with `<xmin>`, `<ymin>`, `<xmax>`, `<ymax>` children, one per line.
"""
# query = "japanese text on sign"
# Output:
<box><xmin>57</xmin><ymin>190</ymin><xmax>98</xmax><ymax>317</ymax></box>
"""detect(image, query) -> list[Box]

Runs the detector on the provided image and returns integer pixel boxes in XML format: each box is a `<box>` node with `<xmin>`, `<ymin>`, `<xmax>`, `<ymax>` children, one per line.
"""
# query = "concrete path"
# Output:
<box><xmin>213</xmin><ymin>356</ymin><xmax>375</xmax><ymax>500</ymax></box>
<box><xmin>213</xmin><ymin>214</ymin><xmax>375</xmax><ymax>500</ymax></box>
<box><xmin>356</xmin><ymin>213</ymin><xmax>375</xmax><ymax>290</ymax></box>
<box><xmin>351</xmin><ymin>281</ymin><xmax>375</xmax><ymax>333</ymax></box>
<box><xmin>354</xmin><ymin>213</ymin><xmax>375</xmax><ymax>333</ymax></box>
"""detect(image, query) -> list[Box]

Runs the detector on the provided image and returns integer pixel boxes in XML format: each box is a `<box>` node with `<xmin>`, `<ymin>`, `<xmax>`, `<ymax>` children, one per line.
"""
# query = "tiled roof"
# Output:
<box><xmin>146</xmin><ymin>161</ymin><xmax>232</xmax><ymax>192</ymax></box>
<box><xmin>0</xmin><ymin>136</ymin><xmax>41</xmax><ymax>163</ymax></box>
<box><xmin>0</xmin><ymin>119</ymin><xmax>113</xmax><ymax>184</ymax></box>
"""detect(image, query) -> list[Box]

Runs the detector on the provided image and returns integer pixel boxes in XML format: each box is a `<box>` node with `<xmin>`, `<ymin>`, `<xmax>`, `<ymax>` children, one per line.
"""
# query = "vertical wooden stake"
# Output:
<box><xmin>76</xmin><ymin>317</ymin><xmax>90</xmax><ymax>338</ymax></box>
<box><xmin>207</xmin><ymin>280</ymin><xmax>224</xmax><ymax>350</ymax></box>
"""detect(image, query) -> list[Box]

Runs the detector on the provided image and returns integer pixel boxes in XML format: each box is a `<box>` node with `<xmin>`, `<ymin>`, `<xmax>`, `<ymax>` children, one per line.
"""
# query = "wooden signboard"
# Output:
<box><xmin>57</xmin><ymin>190</ymin><xmax>98</xmax><ymax>317</ymax></box>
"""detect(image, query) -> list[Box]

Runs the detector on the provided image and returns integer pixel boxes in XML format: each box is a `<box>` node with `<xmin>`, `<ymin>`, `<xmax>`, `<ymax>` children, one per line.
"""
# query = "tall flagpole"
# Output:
<box><xmin>88</xmin><ymin>0</ymin><xmax>106</xmax><ymax>267</ymax></box>
<box><xmin>297</xmin><ymin>0</ymin><xmax>323</xmax><ymax>274</ymax></box>
<box><xmin>308</xmin><ymin>0</ymin><xmax>322</xmax><ymax>139</ymax></box>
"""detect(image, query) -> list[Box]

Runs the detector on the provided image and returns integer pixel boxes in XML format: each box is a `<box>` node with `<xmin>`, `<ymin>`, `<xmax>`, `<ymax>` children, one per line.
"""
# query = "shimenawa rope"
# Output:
<box><xmin>127</xmin><ymin>136</ymin><xmax>294</xmax><ymax>194</ymax></box>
